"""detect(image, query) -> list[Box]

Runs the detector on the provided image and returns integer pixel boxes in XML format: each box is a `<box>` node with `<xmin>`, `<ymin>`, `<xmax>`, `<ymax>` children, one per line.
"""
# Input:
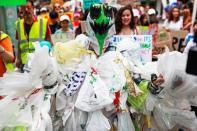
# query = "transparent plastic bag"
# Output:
<box><xmin>153</xmin><ymin>103</ymin><xmax>175</xmax><ymax>130</ymax></box>
<box><xmin>153</xmin><ymin>102</ymin><xmax>197</xmax><ymax>130</ymax></box>
<box><xmin>144</xmin><ymin>93</ymin><xmax>158</xmax><ymax>112</ymax></box>
<box><xmin>157</xmin><ymin>52</ymin><xmax>197</xmax><ymax>98</ymax></box>
<box><xmin>117</xmin><ymin>112</ymin><xmax>135</xmax><ymax>131</ymax></box>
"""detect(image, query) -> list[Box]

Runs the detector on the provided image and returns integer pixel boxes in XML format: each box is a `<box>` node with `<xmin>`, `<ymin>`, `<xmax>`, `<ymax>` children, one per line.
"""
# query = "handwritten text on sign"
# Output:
<box><xmin>111</xmin><ymin>35</ymin><xmax>152</xmax><ymax>64</ymax></box>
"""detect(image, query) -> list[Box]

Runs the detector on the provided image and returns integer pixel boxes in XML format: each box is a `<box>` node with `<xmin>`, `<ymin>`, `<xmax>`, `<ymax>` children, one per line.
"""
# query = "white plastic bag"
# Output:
<box><xmin>96</xmin><ymin>51</ymin><xmax>126</xmax><ymax>93</ymax></box>
<box><xmin>86</xmin><ymin>111</ymin><xmax>111</xmax><ymax>131</ymax></box>
<box><xmin>157</xmin><ymin>51</ymin><xmax>197</xmax><ymax>98</ymax></box>
<box><xmin>0</xmin><ymin>98</ymin><xmax>33</xmax><ymax>129</ymax></box>
<box><xmin>0</xmin><ymin>72</ymin><xmax>41</xmax><ymax>97</ymax></box>
<box><xmin>75</xmin><ymin>68</ymin><xmax>113</xmax><ymax>112</ymax></box>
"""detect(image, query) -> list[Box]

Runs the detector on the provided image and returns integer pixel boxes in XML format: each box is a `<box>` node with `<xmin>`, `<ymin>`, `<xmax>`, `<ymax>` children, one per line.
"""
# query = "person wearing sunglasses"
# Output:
<box><xmin>15</xmin><ymin>0</ymin><xmax>53</xmax><ymax>72</ymax></box>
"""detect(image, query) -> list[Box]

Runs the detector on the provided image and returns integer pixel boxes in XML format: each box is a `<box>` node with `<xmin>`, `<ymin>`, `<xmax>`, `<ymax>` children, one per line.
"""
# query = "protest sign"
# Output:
<box><xmin>150</xmin><ymin>29</ymin><xmax>172</xmax><ymax>56</ymax></box>
<box><xmin>51</xmin><ymin>32</ymin><xmax>75</xmax><ymax>43</ymax></box>
<box><xmin>155</xmin><ymin>28</ymin><xmax>172</xmax><ymax>47</ymax></box>
<box><xmin>170</xmin><ymin>30</ymin><xmax>188</xmax><ymax>52</ymax></box>
<box><xmin>111</xmin><ymin>35</ymin><xmax>152</xmax><ymax>64</ymax></box>
<box><xmin>83</xmin><ymin>0</ymin><xmax>100</xmax><ymax>9</ymax></box>
<box><xmin>0</xmin><ymin>0</ymin><xmax>26</xmax><ymax>6</ymax></box>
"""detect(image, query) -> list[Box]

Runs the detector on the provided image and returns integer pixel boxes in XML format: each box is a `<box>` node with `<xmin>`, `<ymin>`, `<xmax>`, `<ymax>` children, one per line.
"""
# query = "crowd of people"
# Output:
<box><xmin>0</xmin><ymin>0</ymin><xmax>197</xmax><ymax>130</ymax></box>
<box><xmin>0</xmin><ymin>0</ymin><xmax>196</xmax><ymax>76</ymax></box>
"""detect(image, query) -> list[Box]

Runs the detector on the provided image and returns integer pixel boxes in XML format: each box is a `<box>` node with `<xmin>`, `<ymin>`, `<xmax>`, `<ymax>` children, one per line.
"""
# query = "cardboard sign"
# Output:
<box><xmin>170</xmin><ymin>30</ymin><xmax>188</xmax><ymax>52</ymax></box>
<box><xmin>83</xmin><ymin>0</ymin><xmax>101</xmax><ymax>9</ymax></box>
<box><xmin>51</xmin><ymin>32</ymin><xmax>75</xmax><ymax>43</ymax></box>
<box><xmin>155</xmin><ymin>28</ymin><xmax>172</xmax><ymax>48</ymax></box>
<box><xmin>117</xmin><ymin>0</ymin><xmax>134</xmax><ymax>5</ymax></box>
<box><xmin>0</xmin><ymin>0</ymin><xmax>26</xmax><ymax>6</ymax></box>
<box><xmin>111</xmin><ymin>35</ymin><xmax>152</xmax><ymax>64</ymax></box>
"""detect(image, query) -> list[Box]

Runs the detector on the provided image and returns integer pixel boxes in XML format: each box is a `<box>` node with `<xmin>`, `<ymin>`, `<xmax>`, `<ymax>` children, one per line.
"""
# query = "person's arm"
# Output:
<box><xmin>0</xmin><ymin>38</ymin><xmax>14</xmax><ymax>63</ymax></box>
<box><xmin>183</xmin><ymin>40</ymin><xmax>195</xmax><ymax>53</ymax></box>
<box><xmin>183</xmin><ymin>22</ymin><xmax>192</xmax><ymax>30</ymax></box>
<box><xmin>45</xmin><ymin>23</ymin><xmax>54</xmax><ymax>46</ymax></box>
<box><xmin>15</xmin><ymin>31</ymin><xmax>22</xmax><ymax>68</ymax></box>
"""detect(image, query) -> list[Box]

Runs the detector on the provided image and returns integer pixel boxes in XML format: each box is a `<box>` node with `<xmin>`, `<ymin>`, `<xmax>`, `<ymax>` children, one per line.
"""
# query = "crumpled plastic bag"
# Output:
<box><xmin>153</xmin><ymin>102</ymin><xmax>197</xmax><ymax>130</ymax></box>
<box><xmin>62</xmin><ymin>72</ymin><xmax>86</xmax><ymax>96</ymax></box>
<box><xmin>0</xmin><ymin>72</ymin><xmax>40</xmax><ymax>97</ymax></box>
<box><xmin>28</xmin><ymin>47</ymin><xmax>59</xmax><ymax>90</ymax></box>
<box><xmin>117</xmin><ymin>112</ymin><xmax>135</xmax><ymax>131</ymax></box>
<box><xmin>96</xmin><ymin>51</ymin><xmax>126</xmax><ymax>93</ymax></box>
<box><xmin>55</xmin><ymin>86</ymin><xmax>88</xmax><ymax>131</ymax></box>
<box><xmin>53</xmin><ymin>40</ymin><xmax>92</xmax><ymax>64</ymax></box>
<box><xmin>86</xmin><ymin>111</ymin><xmax>111</xmax><ymax>131</ymax></box>
<box><xmin>75</xmin><ymin>68</ymin><xmax>113</xmax><ymax>112</ymax></box>
<box><xmin>127</xmin><ymin>80</ymin><xmax>149</xmax><ymax>111</ymax></box>
<box><xmin>157</xmin><ymin>51</ymin><xmax>197</xmax><ymax>98</ymax></box>
<box><xmin>0</xmin><ymin>98</ymin><xmax>33</xmax><ymax>129</ymax></box>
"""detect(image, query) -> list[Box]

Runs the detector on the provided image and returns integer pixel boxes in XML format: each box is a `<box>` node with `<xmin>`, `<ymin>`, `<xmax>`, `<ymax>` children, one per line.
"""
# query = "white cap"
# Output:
<box><xmin>132</xmin><ymin>9</ymin><xmax>140</xmax><ymax>18</ymax></box>
<box><xmin>60</xmin><ymin>15</ymin><xmax>70</xmax><ymax>22</ymax></box>
<box><xmin>40</xmin><ymin>7</ymin><xmax>47</xmax><ymax>12</ymax></box>
<box><xmin>148</xmin><ymin>8</ymin><xmax>156</xmax><ymax>15</ymax></box>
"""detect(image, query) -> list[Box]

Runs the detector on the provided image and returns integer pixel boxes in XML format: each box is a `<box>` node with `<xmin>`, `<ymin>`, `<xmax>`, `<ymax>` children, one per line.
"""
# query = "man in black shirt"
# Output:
<box><xmin>49</xmin><ymin>11</ymin><xmax>60</xmax><ymax>34</ymax></box>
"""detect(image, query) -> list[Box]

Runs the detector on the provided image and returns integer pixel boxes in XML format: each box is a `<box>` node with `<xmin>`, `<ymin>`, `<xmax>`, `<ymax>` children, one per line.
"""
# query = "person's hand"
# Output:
<box><xmin>153</xmin><ymin>74</ymin><xmax>165</xmax><ymax>86</ymax></box>
<box><xmin>16</xmin><ymin>58</ymin><xmax>22</xmax><ymax>68</ymax></box>
<box><xmin>0</xmin><ymin>45</ymin><xmax>5</xmax><ymax>53</ymax></box>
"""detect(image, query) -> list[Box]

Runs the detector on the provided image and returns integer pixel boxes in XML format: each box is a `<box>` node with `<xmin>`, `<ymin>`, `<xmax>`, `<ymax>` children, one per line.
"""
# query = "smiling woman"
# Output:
<box><xmin>115</xmin><ymin>5</ymin><xmax>138</xmax><ymax>35</ymax></box>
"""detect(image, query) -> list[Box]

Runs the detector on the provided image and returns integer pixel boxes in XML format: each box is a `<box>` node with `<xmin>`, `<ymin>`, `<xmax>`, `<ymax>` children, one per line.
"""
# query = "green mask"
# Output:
<box><xmin>87</xmin><ymin>4</ymin><xmax>115</xmax><ymax>55</ymax></box>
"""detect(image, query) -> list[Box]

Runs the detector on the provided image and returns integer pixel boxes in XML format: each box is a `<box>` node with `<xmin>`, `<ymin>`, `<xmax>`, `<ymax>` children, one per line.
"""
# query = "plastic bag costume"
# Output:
<box><xmin>0</xmin><ymin>3</ymin><xmax>197</xmax><ymax>131</ymax></box>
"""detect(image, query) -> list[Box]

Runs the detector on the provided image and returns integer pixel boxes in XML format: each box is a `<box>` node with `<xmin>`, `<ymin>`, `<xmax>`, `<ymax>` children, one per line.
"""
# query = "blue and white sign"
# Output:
<box><xmin>111</xmin><ymin>35</ymin><xmax>152</xmax><ymax>64</ymax></box>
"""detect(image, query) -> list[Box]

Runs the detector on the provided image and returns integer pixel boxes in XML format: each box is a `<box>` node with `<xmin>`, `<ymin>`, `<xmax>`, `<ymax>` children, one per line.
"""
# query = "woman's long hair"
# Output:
<box><xmin>193</xmin><ymin>21</ymin><xmax>197</xmax><ymax>44</ymax></box>
<box><xmin>168</xmin><ymin>7</ymin><xmax>180</xmax><ymax>22</ymax></box>
<box><xmin>115</xmin><ymin>4</ymin><xmax>135</xmax><ymax>34</ymax></box>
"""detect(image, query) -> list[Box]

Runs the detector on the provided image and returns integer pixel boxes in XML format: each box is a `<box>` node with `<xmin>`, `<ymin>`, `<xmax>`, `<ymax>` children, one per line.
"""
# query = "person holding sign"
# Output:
<box><xmin>115</xmin><ymin>5</ymin><xmax>138</xmax><ymax>35</ymax></box>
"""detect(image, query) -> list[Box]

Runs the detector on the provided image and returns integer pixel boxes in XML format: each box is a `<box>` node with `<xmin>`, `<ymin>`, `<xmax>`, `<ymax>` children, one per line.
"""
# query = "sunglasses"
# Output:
<box><xmin>54</xmin><ymin>6</ymin><xmax>60</xmax><ymax>8</ymax></box>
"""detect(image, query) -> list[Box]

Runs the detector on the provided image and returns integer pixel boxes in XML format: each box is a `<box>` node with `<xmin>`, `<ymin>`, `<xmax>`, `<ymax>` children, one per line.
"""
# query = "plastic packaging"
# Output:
<box><xmin>75</xmin><ymin>69</ymin><xmax>113</xmax><ymax>112</ymax></box>
<box><xmin>117</xmin><ymin>112</ymin><xmax>135</xmax><ymax>131</ymax></box>
<box><xmin>86</xmin><ymin>111</ymin><xmax>111</xmax><ymax>131</ymax></box>
<box><xmin>127</xmin><ymin>80</ymin><xmax>149</xmax><ymax>111</ymax></box>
